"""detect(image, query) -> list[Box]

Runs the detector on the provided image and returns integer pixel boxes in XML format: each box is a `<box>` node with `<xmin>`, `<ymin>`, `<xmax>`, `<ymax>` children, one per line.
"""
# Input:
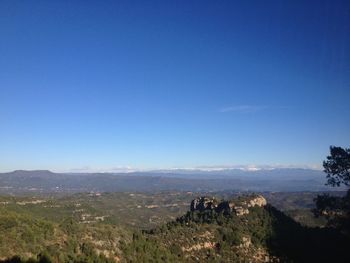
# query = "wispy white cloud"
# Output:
<box><xmin>56</xmin><ymin>163</ymin><xmax>322</xmax><ymax>174</ymax></box>
<box><xmin>62</xmin><ymin>166</ymin><xmax>139</xmax><ymax>173</ymax></box>
<box><xmin>192</xmin><ymin>164</ymin><xmax>322</xmax><ymax>171</ymax></box>
<box><xmin>219</xmin><ymin>105</ymin><xmax>267</xmax><ymax>113</ymax></box>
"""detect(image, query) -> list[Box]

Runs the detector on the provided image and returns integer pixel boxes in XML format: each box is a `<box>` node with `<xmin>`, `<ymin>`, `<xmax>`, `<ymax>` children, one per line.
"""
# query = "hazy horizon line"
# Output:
<box><xmin>1</xmin><ymin>164</ymin><xmax>323</xmax><ymax>174</ymax></box>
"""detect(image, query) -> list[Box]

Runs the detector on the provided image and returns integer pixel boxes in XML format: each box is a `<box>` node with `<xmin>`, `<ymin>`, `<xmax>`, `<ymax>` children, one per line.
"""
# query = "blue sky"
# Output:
<box><xmin>0</xmin><ymin>0</ymin><xmax>349</xmax><ymax>172</ymax></box>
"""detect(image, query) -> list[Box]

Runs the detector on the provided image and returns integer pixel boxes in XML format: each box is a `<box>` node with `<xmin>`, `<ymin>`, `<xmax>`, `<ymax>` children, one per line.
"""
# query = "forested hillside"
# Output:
<box><xmin>0</xmin><ymin>194</ymin><xmax>349</xmax><ymax>262</ymax></box>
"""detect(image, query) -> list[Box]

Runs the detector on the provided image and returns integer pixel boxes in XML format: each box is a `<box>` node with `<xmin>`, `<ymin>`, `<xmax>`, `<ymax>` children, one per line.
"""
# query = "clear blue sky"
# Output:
<box><xmin>1</xmin><ymin>0</ymin><xmax>349</xmax><ymax>172</ymax></box>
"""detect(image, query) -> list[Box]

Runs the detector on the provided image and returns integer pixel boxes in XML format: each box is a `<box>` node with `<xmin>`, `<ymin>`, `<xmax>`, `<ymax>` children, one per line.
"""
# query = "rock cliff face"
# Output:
<box><xmin>247</xmin><ymin>195</ymin><xmax>267</xmax><ymax>207</ymax></box>
<box><xmin>190</xmin><ymin>195</ymin><xmax>267</xmax><ymax>216</ymax></box>
<box><xmin>190</xmin><ymin>197</ymin><xmax>218</xmax><ymax>212</ymax></box>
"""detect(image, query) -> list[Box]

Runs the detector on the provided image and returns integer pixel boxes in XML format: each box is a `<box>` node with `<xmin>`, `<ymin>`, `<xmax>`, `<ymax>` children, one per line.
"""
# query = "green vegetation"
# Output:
<box><xmin>0</xmin><ymin>189</ymin><xmax>349</xmax><ymax>262</ymax></box>
<box><xmin>0</xmin><ymin>192</ymin><xmax>194</xmax><ymax>229</ymax></box>
<box><xmin>0</xmin><ymin>191</ymin><xmax>192</xmax><ymax>262</ymax></box>
<box><xmin>122</xmin><ymin>199</ymin><xmax>349</xmax><ymax>262</ymax></box>
<box><xmin>0</xmin><ymin>206</ymin><xmax>128</xmax><ymax>262</ymax></box>
<box><xmin>323</xmin><ymin>146</ymin><xmax>350</xmax><ymax>187</ymax></box>
<box><xmin>315</xmin><ymin>146</ymin><xmax>350</xmax><ymax>236</ymax></box>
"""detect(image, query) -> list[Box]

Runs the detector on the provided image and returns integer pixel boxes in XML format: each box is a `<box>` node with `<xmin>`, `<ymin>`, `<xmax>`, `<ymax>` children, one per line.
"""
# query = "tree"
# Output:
<box><xmin>323</xmin><ymin>146</ymin><xmax>350</xmax><ymax>187</ymax></box>
<box><xmin>315</xmin><ymin>146</ymin><xmax>350</xmax><ymax>235</ymax></box>
<box><xmin>37</xmin><ymin>253</ymin><xmax>52</xmax><ymax>263</ymax></box>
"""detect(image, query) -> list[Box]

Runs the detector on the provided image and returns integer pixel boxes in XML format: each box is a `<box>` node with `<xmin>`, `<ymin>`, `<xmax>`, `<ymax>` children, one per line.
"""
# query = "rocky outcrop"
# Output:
<box><xmin>190</xmin><ymin>194</ymin><xmax>267</xmax><ymax>216</ymax></box>
<box><xmin>190</xmin><ymin>197</ymin><xmax>218</xmax><ymax>212</ymax></box>
<box><xmin>247</xmin><ymin>195</ymin><xmax>267</xmax><ymax>207</ymax></box>
<box><xmin>239</xmin><ymin>236</ymin><xmax>252</xmax><ymax>248</ymax></box>
<box><xmin>234</xmin><ymin>206</ymin><xmax>250</xmax><ymax>216</ymax></box>
<box><xmin>182</xmin><ymin>241</ymin><xmax>215</xmax><ymax>252</ymax></box>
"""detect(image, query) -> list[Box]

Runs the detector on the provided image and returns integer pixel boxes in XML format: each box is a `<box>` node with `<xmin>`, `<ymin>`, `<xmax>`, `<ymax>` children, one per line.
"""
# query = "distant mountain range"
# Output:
<box><xmin>0</xmin><ymin>168</ymin><xmax>337</xmax><ymax>193</ymax></box>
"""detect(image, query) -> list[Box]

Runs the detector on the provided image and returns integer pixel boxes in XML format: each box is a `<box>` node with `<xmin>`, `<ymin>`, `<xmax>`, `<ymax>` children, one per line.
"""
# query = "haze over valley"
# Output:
<box><xmin>0</xmin><ymin>168</ymin><xmax>334</xmax><ymax>194</ymax></box>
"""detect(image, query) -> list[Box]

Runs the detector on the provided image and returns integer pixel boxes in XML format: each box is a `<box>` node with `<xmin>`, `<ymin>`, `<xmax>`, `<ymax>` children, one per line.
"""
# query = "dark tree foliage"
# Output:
<box><xmin>0</xmin><ymin>249</ymin><xmax>114</xmax><ymax>263</ymax></box>
<box><xmin>323</xmin><ymin>146</ymin><xmax>350</xmax><ymax>187</ymax></box>
<box><xmin>315</xmin><ymin>146</ymin><xmax>350</xmax><ymax>235</ymax></box>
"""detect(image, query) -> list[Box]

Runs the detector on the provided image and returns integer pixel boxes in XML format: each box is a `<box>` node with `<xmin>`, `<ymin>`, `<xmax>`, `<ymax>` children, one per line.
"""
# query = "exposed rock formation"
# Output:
<box><xmin>234</xmin><ymin>206</ymin><xmax>250</xmax><ymax>216</ymax></box>
<box><xmin>190</xmin><ymin>197</ymin><xmax>218</xmax><ymax>212</ymax></box>
<box><xmin>247</xmin><ymin>195</ymin><xmax>267</xmax><ymax>207</ymax></box>
<box><xmin>239</xmin><ymin>236</ymin><xmax>252</xmax><ymax>248</ymax></box>
<box><xmin>190</xmin><ymin>194</ymin><xmax>267</xmax><ymax>216</ymax></box>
